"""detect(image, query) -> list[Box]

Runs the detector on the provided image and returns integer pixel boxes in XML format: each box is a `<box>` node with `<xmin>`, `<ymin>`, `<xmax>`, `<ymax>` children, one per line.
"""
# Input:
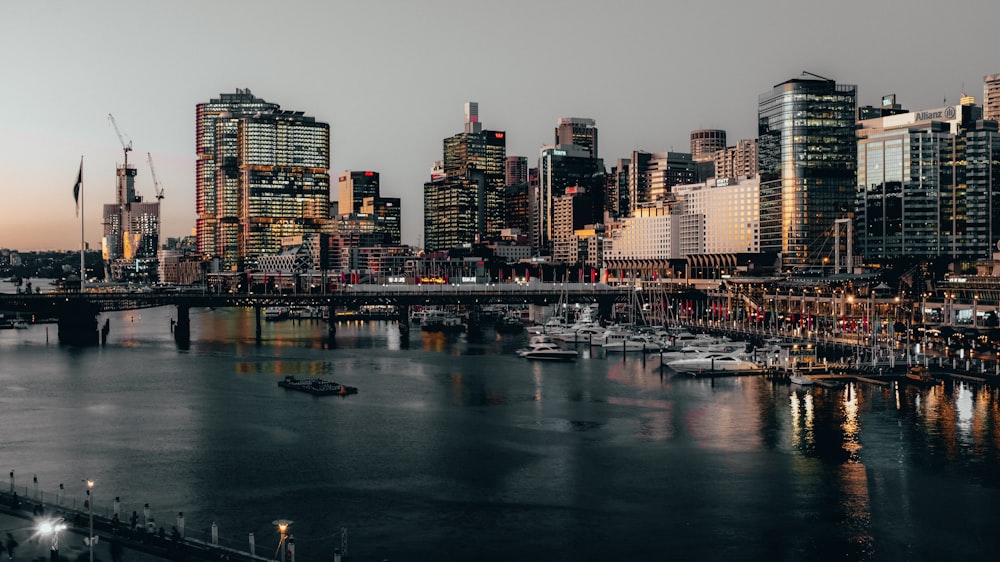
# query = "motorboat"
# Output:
<box><xmin>551</xmin><ymin>324</ymin><xmax>606</xmax><ymax>344</ymax></box>
<box><xmin>665</xmin><ymin>352</ymin><xmax>760</xmax><ymax>372</ymax></box>
<box><xmin>421</xmin><ymin>310</ymin><xmax>464</xmax><ymax>333</ymax></box>
<box><xmin>788</xmin><ymin>372</ymin><xmax>814</xmax><ymax>386</ymax></box>
<box><xmin>527</xmin><ymin>316</ymin><xmax>569</xmax><ymax>335</ymax></box>
<box><xmin>263</xmin><ymin>306</ymin><xmax>288</xmax><ymax>321</ymax></box>
<box><xmin>903</xmin><ymin>365</ymin><xmax>937</xmax><ymax>386</ymax></box>
<box><xmin>517</xmin><ymin>335</ymin><xmax>578</xmax><ymax>361</ymax></box>
<box><xmin>603</xmin><ymin>334</ymin><xmax>664</xmax><ymax>353</ymax></box>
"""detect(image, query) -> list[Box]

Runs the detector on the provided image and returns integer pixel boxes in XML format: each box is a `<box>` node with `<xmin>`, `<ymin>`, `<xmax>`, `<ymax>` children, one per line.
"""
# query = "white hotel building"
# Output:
<box><xmin>603</xmin><ymin>176</ymin><xmax>760</xmax><ymax>280</ymax></box>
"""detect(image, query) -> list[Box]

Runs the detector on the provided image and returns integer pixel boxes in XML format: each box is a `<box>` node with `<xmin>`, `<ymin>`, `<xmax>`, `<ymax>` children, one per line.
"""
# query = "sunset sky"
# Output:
<box><xmin>2</xmin><ymin>0</ymin><xmax>998</xmax><ymax>250</ymax></box>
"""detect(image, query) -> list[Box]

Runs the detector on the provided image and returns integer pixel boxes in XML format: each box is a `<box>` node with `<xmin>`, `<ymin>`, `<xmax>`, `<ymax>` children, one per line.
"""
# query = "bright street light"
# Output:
<box><xmin>38</xmin><ymin>517</ymin><xmax>68</xmax><ymax>562</ymax></box>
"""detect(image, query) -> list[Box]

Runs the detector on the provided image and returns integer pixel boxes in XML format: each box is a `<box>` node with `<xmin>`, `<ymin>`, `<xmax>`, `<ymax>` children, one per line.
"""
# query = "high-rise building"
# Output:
<box><xmin>195</xmin><ymin>89</ymin><xmax>330</xmax><ymax>270</ymax></box>
<box><xmin>338</xmin><ymin>171</ymin><xmax>380</xmax><ymax>215</ymax></box>
<box><xmin>714</xmin><ymin>140</ymin><xmax>758</xmax><ymax>180</ymax></box>
<box><xmin>505</xmin><ymin>156</ymin><xmax>527</xmax><ymax>186</ymax></box>
<box><xmin>856</xmin><ymin>98</ymin><xmax>1000</xmax><ymax>261</ymax></box>
<box><xmin>985</xmin><ymin>74</ymin><xmax>1000</xmax><ymax>122</ymax></box>
<box><xmin>537</xmin><ymin>145</ymin><xmax>605</xmax><ymax>251</ymax></box>
<box><xmin>627</xmin><ymin>151</ymin><xmax>695</xmax><ymax>214</ymax></box>
<box><xmin>758</xmin><ymin>75</ymin><xmax>857</xmax><ymax>270</ymax></box>
<box><xmin>690</xmin><ymin>129</ymin><xmax>726</xmax><ymax>181</ymax></box>
<box><xmin>555</xmin><ymin>118</ymin><xmax>598</xmax><ymax>158</ymax></box>
<box><xmin>102</xmin><ymin>145</ymin><xmax>160</xmax><ymax>281</ymax></box>
<box><xmin>423</xmin><ymin>102</ymin><xmax>506</xmax><ymax>251</ymax></box>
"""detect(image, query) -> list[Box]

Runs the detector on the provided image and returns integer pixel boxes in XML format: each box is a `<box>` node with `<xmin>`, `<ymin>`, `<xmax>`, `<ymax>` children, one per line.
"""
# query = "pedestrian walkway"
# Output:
<box><xmin>0</xmin><ymin>490</ymin><xmax>268</xmax><ymax>561</ymax></box>
<box><xmin>0</xmin><ymin>508</ymin><xmax>168</xmax><ymax>561</ymax></box>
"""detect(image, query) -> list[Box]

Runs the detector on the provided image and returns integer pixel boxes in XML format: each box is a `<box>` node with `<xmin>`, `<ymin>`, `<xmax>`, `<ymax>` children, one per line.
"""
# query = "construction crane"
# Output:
<box><xmin>108</xmin><ymin>113</ymin><xmax>133</xmax><ymax>164</ymax></box>
<box><xmin>147</xmin><ymin>152</ymin><xmax>165</xmax><ymax>200</ymax></box>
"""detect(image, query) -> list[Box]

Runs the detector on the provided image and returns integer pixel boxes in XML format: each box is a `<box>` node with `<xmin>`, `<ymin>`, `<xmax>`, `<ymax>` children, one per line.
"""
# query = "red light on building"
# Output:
<box><xmin>364</xmin><ymin>171</ymin><xmax>374</xmax><ymax>176</ymax></box>
<box><xmin>494</xmin><ymin>132</ymin><xmax>504</xmax><ymax>139</ymax></box>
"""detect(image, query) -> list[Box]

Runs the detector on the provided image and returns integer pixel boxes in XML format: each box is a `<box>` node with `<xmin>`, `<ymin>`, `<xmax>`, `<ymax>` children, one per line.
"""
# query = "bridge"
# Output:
<box><xmin>0</xmin><ymin>283</ymin><xmax>635</xmax><ymax>347</ymax></box>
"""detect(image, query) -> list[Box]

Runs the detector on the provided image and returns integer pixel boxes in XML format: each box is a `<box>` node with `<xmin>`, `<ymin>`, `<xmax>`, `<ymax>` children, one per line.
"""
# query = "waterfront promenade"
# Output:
<box><xmin>0</xmin><ymin>487</ymin><xmax>271</xmax><ymax>562</ymax></box>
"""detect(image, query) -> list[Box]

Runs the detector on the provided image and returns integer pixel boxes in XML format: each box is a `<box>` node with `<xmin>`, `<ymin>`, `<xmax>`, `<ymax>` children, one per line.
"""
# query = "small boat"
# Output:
<box><xmin>421</xmin><ymin>310</ymin><xmax>464</xmax><ymax>333</ymax></box>
<box><xmin>494</xmin><ymin>315</ymin><xmax>525</xmax><ymax>334</ymax></box>
<box><xmin>788</xmin><ymin>372</ymin><xmax>814</xmax><ymax>386</ymax></box>
<box><xmin>516</xmin><ymin>335</ymin><xmax>578</xmax><ymax>361</ymax></box>
<box><xmin>278</xmin><ymin>376</ymin><xmax>358</xmax><ymax>396</ymax></box>
<box><xmin>264</xmin><ymin>306</ymin><xmax>289</xmax><ymax>321</ymax></box>
<box><xmin>904</xmin><ymin>366</ymin><xmax>937</xmax><ymax>387</ymax></box>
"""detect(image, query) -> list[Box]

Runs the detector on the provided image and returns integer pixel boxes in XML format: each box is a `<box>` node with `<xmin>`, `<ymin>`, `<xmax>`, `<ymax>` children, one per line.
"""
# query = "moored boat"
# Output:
<box><xmin>516</xmin><ymin>335</ymin><xmax>578</xmax><ymax>361</ymax></box>
<box><xmin>788</xmin><ymin>372</ymin><xmax>814</xmax><ymax>386</ymax></box>
<box><xmin>904</xmin><ymin>365</ymin><xmax>937</xmax><ymax>386</ymax></box>
<box><xmin>278</xmin><ymin>375</ymin><xmax>358</xmax><ymax>396</ymax></box>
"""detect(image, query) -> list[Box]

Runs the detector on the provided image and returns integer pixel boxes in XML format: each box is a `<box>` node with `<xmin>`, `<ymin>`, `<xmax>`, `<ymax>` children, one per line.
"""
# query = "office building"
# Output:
<box><xmin>985</xmin><ymin>74</ymin><xmax>1000</xmax><ymax>122</ymax></box>
<box><xmin>627</xmin><ymin>151</ymin><xmax>695</xmax><ymax>214</ymax></box>
<box><xmin>555</xmin><ymin>118</ymin><xmax>598</xmax><ymax>158</ymax></box>
<box><xmin>537</xmin><ymin>145</ymin><xmax>605</xmax><ymax>252</ymax></box>
<box><xmin>196</xmin><ymin>89</ymin><xmax>330</xmax><ymax>270</ymax></box>
<box><xmin>423</xmin><ymin>102</ymin><xmax>506</xmax><ymax>251</ymax></box>
<box><xmin>338</xmin><ymin>171</ymin><xmax>380</xmax><ymax>215</ymax></box>
<box><xmin>856</xmin><ymin>98</ymin><xmax>1000</xmax><ymax>261</ymax></box>
<box><xmin>758</xmin><ymin>74</ymin><xmax>857</xmax><ymax>270</ymax></box>
<box><xmin>505</xmin><ymin>156</ymin><xmax>527</xmax><ymax>186</ymax></box>
<box><xmin>690</xmin><ymin>129</ymin><xmax>726</xmax><ymax>181</ymax></box>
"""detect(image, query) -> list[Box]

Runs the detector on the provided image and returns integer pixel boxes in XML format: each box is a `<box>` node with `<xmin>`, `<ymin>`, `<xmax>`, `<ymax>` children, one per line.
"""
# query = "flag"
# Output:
<box><xmin>73</xmin><ymin>158</ymin><xmax>83</xmax><ymax>216</ymax></box>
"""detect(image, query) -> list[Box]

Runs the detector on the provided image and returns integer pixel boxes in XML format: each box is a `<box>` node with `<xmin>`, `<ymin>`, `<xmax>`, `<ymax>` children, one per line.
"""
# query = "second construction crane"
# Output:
<box><xmin>146</xmin><ymin>152</ymin><xmax>165</xmax><ymax>200</ymax></box>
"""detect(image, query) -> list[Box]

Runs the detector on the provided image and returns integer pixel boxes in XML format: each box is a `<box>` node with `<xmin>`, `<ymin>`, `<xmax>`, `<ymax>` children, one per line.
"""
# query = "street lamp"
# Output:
<box><xmin>273</xmin><ymin>519</ymin><xmax>293</xmax><ymax>562</ymax></box>
<box><xmin>86</xmin><ymin>479</ymin><xmax>95</xmax><ymax>562</ymax></box>
<box><xmin>38</xmin><ymin>517</ymin><xmax>68</xmax><ymax>562</ymax></box>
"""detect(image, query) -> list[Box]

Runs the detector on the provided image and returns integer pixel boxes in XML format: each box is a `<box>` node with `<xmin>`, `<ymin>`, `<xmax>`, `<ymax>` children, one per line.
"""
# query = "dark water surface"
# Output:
<box><xmin>2</xmin><ymin>304</ymin><xmax>1000</xmax><ymax>561</ymax></box>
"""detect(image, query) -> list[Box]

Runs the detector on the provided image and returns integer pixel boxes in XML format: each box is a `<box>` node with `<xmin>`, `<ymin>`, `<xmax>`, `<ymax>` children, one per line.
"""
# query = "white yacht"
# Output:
<box><xmin>665</xmin><ymin>352</ymin><xmax>760</xmax><ymax>372</ymax></box>
<box><xmin>517</xmin><ymin>335</ymin><xmax>579</xmax><ymax>361</ymax></box>
<box><xmin>788</xmin><ymin>372</ymin><xmax>815</xmax><ymax>386</ymax></box>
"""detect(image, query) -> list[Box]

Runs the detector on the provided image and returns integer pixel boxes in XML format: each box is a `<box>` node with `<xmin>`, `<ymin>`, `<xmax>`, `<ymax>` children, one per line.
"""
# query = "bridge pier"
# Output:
<box><xmin>397</xmin><ymin>304</ymin><xmax>410</xmax><ymax>336</ymax></box>
<box><xmin>56</xmin><ymin>298</ymin><xmax>100</xmax><ymax>346</ymax></box>
<box><xmin>174</xmin><ymin>305</ymin><xmax>191</xmax><ymax>349</ymax></box>
<box><xmin>254</xmin><ymin>305</ymin><xmax>262</xmax><ymax>345</ymax></box>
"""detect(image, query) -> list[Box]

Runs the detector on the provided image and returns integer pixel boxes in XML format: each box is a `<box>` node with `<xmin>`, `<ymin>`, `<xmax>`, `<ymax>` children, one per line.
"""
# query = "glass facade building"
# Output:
<box><xmin>758</xmin><ymin>76</ymin><xmax>857</xmax><ymax>270</ymax></box>
<box><xmin>857</xmin><ymin>102</ymin><xmax>1000</xmax><ymax>261</ymax></box>
<box><xmin>423</xmin><ymin>103</ymin><xmax>506</xmax><ymax>250</ymax></box>
<box><xmin>195</xmin><ymin>89</ymin><xmax>330</xmax><ymax>270</ymax></box>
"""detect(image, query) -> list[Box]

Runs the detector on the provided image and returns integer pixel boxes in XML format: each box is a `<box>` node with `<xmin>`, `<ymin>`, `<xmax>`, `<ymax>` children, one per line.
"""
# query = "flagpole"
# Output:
<box><xmin>79</xmin><ymin>156</ymin><xmax>85</xmax><ymax>293</ymax></box>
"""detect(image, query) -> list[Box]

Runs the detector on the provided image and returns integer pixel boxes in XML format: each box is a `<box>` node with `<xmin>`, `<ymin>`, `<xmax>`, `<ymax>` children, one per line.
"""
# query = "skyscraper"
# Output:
<box><xmin>555</xmin><ymin>118</ymin><xmax>598</xmax><ymax>158</ymax></box>
<box><xmin>758</xmin><ymin>74</ymin><xmax>857</xmax><ymax>270</ymax></box>
<box><xmin>690</xmin><ymin>129</ymin><xmax>726</xmax><ymax>181</ymax></box>
<box><xmin>423</xmin><ymin>102</ymin><xmax>506</xmax><ymax>251</ymax></box>
<box><xmin>985</xmin><ymin>74</ymin><xmax>1000</xmax><ymax>122</ymax></box>
<box><xmin>537</xmin><ymin>145</ymin><xmax>605</xmax><ymax>251</ymax></box>
<box><xmin>627</xmin><ymin>151</ymin><xmax>696</xmax><ymax>214</ymax></box>
<box><xmin>102</xmin><ymin>145</ymin><xmax>160</xmax><ymax>281</ymax></box>
<box><xmin>856</xmin><ymin>98</ymin><xmax>1000</xmax><ymax>261</ymax></box>
<box><xmin>196</xmin><ymin>89</ymin><xmax>330</xmax><ymax>270</ymax></box>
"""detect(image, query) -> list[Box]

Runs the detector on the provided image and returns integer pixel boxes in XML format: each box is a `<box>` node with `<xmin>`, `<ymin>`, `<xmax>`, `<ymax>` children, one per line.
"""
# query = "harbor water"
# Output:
<box><xmin>2</xmin><ymin>300</ymin><xmax>1000</xmax><ymax>561</ymax></box>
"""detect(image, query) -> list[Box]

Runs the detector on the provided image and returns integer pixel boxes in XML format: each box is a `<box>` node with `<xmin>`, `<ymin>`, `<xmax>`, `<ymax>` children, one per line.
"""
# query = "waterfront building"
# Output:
<box><xmin>758</xmin><ymin>74</ymin><xmax>857</xmax><ymax>270</ymax></box>
<box><xmin>985</xmin><ymin>74</ymin><xmax>1000</xmax><ymax>122</ymax></box>
<box><xmin>690</xmin><ymin>129</ymin><xmax>726</xmax><ymax>181</ymax></box>
<box><xmin>673</xmin><ymin>176</ymin><xmax>761</xmax><ymax>255</ymax></box>
<box><xmin>603</xmin><ymin>201</ymin><xmax>681</xmax><ymax>281</ymax></box>
<box><xmin>555</xmin><ymin>118</ymin><xmax>599</xmax><ymax>158</ymax></box>
<box><xmin>627</xmin><ymin>151</ymin><xmax>696</xmax><ymax>214</ymax></box>
<box><xmin>537</xmin><ymin>145</ymin><xmax>606</xmax><ymax>253</ymax></box>
<box><xmin>856</xmin><ymin>98</ymin><xmax>1000</xmax><ymax>261</ymax></box>
<box><xmin>714</xmin><ymin>139</ymin><xmax>758</xmax><ymax>180</ymax></box>
<box><xmin>195</xmin><ymin>89</ymin><xmax>330</xmax><ymax>270</ymax></box>
<box><xmin>423</xmin><ymin>102</ymin><xmax>506</xmax><ymax>251</ymax></box>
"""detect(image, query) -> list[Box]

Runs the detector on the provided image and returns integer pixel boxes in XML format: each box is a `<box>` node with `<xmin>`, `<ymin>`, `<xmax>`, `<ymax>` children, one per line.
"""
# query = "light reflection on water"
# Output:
<box><xmin>2</xmin><ymin>306</ymin><xmax>1000</xmax><ymax>560</ymax></box>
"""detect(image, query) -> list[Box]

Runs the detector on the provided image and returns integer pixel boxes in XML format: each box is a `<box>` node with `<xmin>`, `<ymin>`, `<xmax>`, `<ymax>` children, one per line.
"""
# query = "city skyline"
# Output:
<box><xmin>2</xmin><ymin>0</ymin><xmax>999</xmax><ymax>251</ymax></box>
